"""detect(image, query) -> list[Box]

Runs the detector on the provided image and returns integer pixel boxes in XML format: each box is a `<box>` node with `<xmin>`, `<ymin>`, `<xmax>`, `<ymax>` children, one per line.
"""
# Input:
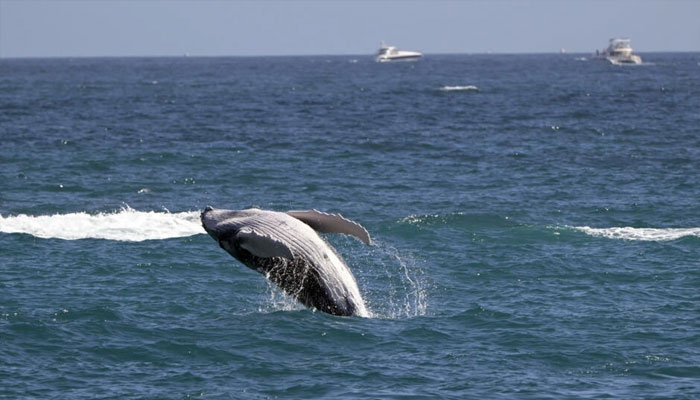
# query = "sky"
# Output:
<box><xmin>1</xmin><ymin>0</ymin><xmax>699</xmax><ymax>58</ymax></box>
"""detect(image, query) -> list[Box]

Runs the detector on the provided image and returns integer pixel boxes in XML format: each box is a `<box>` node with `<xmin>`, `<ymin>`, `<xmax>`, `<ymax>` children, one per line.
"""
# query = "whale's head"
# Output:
<box><xmin>201</xmin><ymin>206</ymin><xmax>248</xmax><ymax>244</ymax></box>
<box><xmin>201</xmin><ymin>206</ymin><xmax>272</xmax><ymax>251</ymax></box>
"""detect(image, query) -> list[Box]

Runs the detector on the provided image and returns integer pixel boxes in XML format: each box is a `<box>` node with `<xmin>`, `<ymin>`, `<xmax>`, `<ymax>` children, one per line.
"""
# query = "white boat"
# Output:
<box><xmin>594</xmin><ymin>38</ymin><xmax>642</xmax><ymax>65</ymax></box>
<box><xmin>375</xmin><ymin>42</ymin><xmax>422</xmax><ymax>62</ymax></box>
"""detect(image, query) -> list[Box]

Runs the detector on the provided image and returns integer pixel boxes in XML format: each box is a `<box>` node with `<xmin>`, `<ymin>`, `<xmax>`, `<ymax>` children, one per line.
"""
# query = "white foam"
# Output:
<box><xmin>439</xmin><ymin>85</ymin><xmax>479</xmax><ymax>92</ymax></box>
<box><xmin>573</xmin><ymin>226</ymin><xmax>700</xmax><ymax>242</ymax></box>
<box><xmin>0</xmin><ymin>207</ymin><xmax>205</xmax><ymax>242</ymax></box>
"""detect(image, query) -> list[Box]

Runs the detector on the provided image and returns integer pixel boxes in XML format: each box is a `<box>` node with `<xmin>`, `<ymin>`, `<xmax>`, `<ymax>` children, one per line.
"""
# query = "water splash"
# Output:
<box><xmin>259</xmin><ymin>282</ymin><xmax>305</xmax><ymax>314</ymax></box>
<box><xmin>572</xmin><ymin>226</ymin><xmax>700</xmax><ymax>242</ymax></box>
<box><xmin>379</xmin><ymin>243</ymin><xmax>429</xmax><ymax>318</ymax></box>
<box><xmin>351</xmin><ymin>239</ymin><xmax>429</xmax><ymax>319</ymax></box>
<box><xmin>0</xmin><ymin>206</ymin><xmax>205</xmax><ymax>241</ymax></box>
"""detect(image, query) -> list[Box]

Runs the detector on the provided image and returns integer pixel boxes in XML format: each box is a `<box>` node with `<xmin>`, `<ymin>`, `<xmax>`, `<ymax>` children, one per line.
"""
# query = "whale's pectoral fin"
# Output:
<box><xmin>286</xmin><ymin>210</ymin><xmax>371</xmax><ymax>245</ymax></box>
<box><xmin>237</xmin><ymin>227</ymin><xmax>294</xmax><ymax>259</ymax></box>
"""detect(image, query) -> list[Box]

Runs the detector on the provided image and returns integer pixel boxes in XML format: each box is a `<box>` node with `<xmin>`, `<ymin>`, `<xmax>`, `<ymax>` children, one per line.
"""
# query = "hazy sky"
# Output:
<box><xmin>1</xmin><ymin>0</ymin><xmax>699</xmax><ymax>58</ymax></box>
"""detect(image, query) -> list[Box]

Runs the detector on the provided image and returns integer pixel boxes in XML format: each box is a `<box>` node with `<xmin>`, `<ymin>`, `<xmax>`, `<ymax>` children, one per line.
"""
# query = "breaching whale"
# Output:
<box><xmin>201</xmin><ymin>207</ymin><xmax>371</xmax><ymax>317</ymax></box>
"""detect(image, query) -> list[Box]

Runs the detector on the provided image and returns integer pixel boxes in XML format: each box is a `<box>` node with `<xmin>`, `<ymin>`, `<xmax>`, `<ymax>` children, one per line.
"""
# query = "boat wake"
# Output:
<box><xmin>0</xmin><ymin>206</ymin><xmax>204</xmax><ymax>241</ymax></box>
<box><xmin>572</xmin><ymin>226</ymin><xmax>700</xmax><ymax>241</ymax></box>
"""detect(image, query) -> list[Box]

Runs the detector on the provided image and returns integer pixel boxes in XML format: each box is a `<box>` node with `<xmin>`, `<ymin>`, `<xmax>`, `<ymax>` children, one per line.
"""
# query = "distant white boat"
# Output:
<box><xmin>594</xmin><ymin>38</ymin><xmax>642</xmax><ymax>65</ymax></box>
<box><xmin>375</xmin><ymin>42</ymin><xmax>422</xmax><ymax>62</ymax></box>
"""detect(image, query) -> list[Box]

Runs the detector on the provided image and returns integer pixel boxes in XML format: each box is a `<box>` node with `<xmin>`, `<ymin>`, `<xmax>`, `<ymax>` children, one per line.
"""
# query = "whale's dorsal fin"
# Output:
<box><xmin>286</xmin><ymin>210</ymin><xmax>371</xmax><ymax>245</ymax></box>
<box><xmin>237</xmin><ymin>227</ymin><xmax>294</xmax><ymax>259</ymax></box>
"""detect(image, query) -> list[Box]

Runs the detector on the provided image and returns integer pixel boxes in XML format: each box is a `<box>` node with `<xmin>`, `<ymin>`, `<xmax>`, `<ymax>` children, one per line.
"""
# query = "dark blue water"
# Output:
<box><xmin>1</xmin><ymin>54</ymin><xmax>699</xmax><ymax>398</ymax></box>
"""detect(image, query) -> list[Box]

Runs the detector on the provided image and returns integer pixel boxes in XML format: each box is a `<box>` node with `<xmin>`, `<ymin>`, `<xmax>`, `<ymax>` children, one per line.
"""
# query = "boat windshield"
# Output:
<box><xmin>610</xmin><ymin>39</ymin><xmax>631</xmax><ymax>48</ymax></box>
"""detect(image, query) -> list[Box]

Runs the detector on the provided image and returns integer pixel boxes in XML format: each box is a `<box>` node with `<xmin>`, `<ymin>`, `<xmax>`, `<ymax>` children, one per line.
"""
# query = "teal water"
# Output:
<box><xmin>1</xmin><ymin>54</ymin><xmax>699</xmax><ymax>398</ymax></box>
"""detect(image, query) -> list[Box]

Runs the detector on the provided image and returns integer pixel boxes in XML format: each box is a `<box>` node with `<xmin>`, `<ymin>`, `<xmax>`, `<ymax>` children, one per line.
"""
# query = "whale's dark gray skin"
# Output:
<box><xmin>201</xmin><ymin>207</ymin><xmax>371</xmax><ymax>317</ymax></box>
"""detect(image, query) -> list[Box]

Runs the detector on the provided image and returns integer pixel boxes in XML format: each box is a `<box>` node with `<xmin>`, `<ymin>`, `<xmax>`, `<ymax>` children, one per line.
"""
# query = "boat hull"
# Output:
<box><xmin>592</xmin><ymin>54</ymin><xmax>642</xmax><ymax>65</ymax></box>
<box><xmin>376</xmin><ymin>54</ymin><xmax>422</xmax><ymax>62</ymax></box>
<box><xmin>607</xmin><ymin>55</ymin><xmax>642</xmax><ymax>65</ymax></box>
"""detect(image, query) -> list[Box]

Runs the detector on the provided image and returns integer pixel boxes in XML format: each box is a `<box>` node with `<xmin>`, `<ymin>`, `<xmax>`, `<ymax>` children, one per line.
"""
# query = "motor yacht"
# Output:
<box><xmin>594</xmin><ymin>38</ymin><xmax>642</xmax><ymax>65</ymax></box>
<box><xmin>375</xmin><ymin>42</ymin><xmax>422</xmax><ymax>62</ymax></box>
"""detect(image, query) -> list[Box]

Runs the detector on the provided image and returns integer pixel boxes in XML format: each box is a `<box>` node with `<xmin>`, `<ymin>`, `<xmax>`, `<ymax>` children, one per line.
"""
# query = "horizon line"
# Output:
<box><xmin>2</xmin><ymin>50</ymin><xmax>698</xmax><ymax>60</ymax></box>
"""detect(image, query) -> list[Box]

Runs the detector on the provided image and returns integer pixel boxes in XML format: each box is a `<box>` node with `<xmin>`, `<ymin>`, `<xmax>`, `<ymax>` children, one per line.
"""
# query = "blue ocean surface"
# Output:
<box><xmin>1</xmin><ymin>53</ymin><xmax>699</xmax><ymax>399</ymax></box>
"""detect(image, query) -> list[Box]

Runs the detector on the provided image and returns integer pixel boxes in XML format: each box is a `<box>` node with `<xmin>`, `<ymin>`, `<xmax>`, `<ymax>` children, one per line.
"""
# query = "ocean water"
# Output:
<box><xmin>1</xmin><ymin>53</ymin><xmax>699</xmax><ymax>399</ymax></box>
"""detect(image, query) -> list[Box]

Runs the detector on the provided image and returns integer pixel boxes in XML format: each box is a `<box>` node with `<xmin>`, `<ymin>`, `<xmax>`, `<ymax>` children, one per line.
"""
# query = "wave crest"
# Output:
<box><xmin>573</xmin><ymin>226</ymin><xmax>700</xmax><ymax>242</ymax></box>
<box><xmin>439</xmin><ymin>85</ymin><xmax>479</xmax><ymax>92</ymax></box>
<box><xmin>0</xmin><ymin>207</ymin><xmax>205</xmax><ymax>241</ymax></box>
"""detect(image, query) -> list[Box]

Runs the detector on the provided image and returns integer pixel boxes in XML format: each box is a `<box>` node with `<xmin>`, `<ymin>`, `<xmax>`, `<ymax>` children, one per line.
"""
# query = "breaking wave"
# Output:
<box><xmin>439</xmin><ymin>85</ymin><xmax>480</xmax><ymax>92</ymax></box>
<box><xmin>0</xmin><ymin>207</ymin><xmax>205</xmax><ymax>241</ymax></box>
<box><xmin>572</xmin><ymin>226</ymin><xmax>700</xmax><ymax>242</ymax></box>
